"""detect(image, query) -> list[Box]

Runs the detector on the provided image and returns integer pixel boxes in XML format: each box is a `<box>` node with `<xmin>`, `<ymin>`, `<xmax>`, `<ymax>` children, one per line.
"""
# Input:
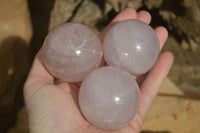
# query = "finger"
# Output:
<box><xmin>136</xmin><ymin>52</ymin><xmax>174</xmax><ymax>123</ymax></box>
<box><xmin>137</xmin><ymin>10</ymin><xmax>151</xmax><ymax>24</ymax></box>
<box><xmin>155</xmin><ymin>26</ymin><xmax>168</xmax><ymax>50</ymax></box>
<box><xmin>24</xmin><ymin>49</ymin><xmax>54</xmax><ymax>89</ymax></box>
<box><xmin>100</xmin><ymin>8</ymin><xmax>137</xmax><ymax>40</ymax></box>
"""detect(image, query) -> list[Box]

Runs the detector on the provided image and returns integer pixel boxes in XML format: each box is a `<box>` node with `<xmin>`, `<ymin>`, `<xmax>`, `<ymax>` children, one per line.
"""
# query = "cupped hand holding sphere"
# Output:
<box><xmin>42</xmin><ymin>19</ymin><xmax>159</xmax><ymax>129</ymax></box>
<box><xmin>24</xmin><ymin>8</ymin><xmax>173</xmax><ymax>133</ymax></box>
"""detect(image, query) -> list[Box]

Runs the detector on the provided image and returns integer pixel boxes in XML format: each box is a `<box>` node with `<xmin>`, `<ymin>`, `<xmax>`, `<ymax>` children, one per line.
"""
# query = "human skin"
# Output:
<box><xmin>23</xmin><ymin>8</ymin><xmax>174</xmax><ymax>133</ymax></box>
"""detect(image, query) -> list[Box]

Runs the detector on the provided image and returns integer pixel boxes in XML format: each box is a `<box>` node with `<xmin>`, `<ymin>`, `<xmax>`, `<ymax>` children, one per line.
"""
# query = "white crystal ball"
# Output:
<box><xmin>103</xmin><ymin>19</ymin><xmax>160</xmax><ymax>75</ymax></box>
<box><xmin>42</xmin><ymin>23</ymin><xmax>102</xmax><ymax>82</ymax></box>
<box><xmin>79</xmin><ymin>66</ymin><xmax>140</xmax><ymax>130</ymax></box>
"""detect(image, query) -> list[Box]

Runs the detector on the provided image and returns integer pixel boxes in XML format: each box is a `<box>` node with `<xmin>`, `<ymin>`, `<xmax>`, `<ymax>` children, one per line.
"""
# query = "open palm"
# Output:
<box><xmin>24</xmin><ymin>8</ymin><xmax>173</xmax><ymax>133</ymax></box>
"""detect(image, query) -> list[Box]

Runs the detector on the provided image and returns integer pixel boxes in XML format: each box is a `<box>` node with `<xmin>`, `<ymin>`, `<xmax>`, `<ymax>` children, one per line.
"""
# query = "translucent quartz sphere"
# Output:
<box><xmin>103</xmin><ymin>19</ymin><xmax>160</xmax><ymax>75</ymax></box>
<box><xmin>79</xmin><ymin>66</ymin><xmax>140</xmax><ymax>130</ymax></box>
<box><xmin>42</xmin><ymin>23</ymin><xmax>102</xmax><ymax>82</ymax></box>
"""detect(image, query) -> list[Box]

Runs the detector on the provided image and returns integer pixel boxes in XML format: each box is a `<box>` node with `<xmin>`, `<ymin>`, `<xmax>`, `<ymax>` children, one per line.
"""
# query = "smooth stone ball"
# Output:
<box><xmin>103</xmin><ymin>19</ymin><xmax>160</xmax><ymax>75</ymax></box>
<box><xmin>42</xmin><ymin>23</ymin><xmax>102</xmax><ymax>82</ymax></box>
<box><xmin>79</xmin><ymin>66</ymin><xmax>140</xmax><ymax>130</ymax></box>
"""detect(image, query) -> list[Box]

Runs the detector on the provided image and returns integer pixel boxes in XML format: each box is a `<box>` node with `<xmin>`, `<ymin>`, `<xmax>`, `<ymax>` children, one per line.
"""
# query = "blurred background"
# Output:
<box><xmin>0</xmin><ymin>0</ymin><xmax>200</xmax><ymax>132</ymax></box>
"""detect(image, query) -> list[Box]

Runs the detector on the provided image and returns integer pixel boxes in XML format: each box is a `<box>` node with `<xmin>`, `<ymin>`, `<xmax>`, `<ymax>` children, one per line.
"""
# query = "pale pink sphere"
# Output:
<box><xmin>103</xmin><ymin>19</ymin><xmax>160</xmax><ymax>75</ymax></box>
<box><xmin>42</xmin><ymin>23</ymin><xmax>102</xmax><ymax>82</ymax></box>
<box><xmin>79</xmin><ymin>66</ymin><xmax>140</xmax><ymax>130</ymax></box>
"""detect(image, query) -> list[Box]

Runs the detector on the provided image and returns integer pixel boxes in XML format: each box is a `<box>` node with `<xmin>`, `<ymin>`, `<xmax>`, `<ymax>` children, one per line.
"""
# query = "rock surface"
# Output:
<box><xmin>0</xmin><ymin>0</ymin><xmax>32</xmax><ymax>132</ymax></box>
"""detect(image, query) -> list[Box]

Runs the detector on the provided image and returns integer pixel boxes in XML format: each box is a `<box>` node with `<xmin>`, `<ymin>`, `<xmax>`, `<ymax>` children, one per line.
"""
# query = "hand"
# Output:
<box><xmin>24</xmin><ymin>8</ymin><xmax>174</xmax><ymax>133</ymax></box>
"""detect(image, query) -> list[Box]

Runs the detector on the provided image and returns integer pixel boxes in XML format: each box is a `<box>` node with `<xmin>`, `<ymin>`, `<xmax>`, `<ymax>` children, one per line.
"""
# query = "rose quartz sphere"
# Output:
<box><xmin>79</xmin><ymin>66</ymin><xmax>140</xmax><ymax>130</ymax></box>
<box><xmin>42</xmin><ymin>23</ymin><xmax>102</xmax><ymax>82</ymax></box>
<box><xmin>103</xmin><ymin>19</ymin><xmax>160</xmax><ymax>75</ymax></box>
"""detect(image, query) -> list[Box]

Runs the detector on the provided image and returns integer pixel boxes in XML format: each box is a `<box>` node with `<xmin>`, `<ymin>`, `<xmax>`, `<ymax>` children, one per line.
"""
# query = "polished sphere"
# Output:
<box><xmin>103</xmin><ymin>19</ymin><xmax>160</xmax><ymax>75</ymax></box>
<box><xmin>42</xmin><ymin>23</ymin><xmax>102</xmax><ymax>82</ymax></box>
<box><xmin>79</xmin><ymin>66</ymin><xmax>140</xmax><ymax>130</ymax></box>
